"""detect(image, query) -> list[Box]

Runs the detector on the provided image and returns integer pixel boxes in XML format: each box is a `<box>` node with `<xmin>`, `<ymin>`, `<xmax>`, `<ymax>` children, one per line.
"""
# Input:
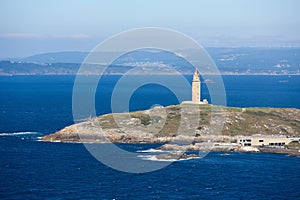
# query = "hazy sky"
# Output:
<box><xmin>0</xmin><ymin>0</ymin><xmax>299</xmax><ymax>58</ymax></box>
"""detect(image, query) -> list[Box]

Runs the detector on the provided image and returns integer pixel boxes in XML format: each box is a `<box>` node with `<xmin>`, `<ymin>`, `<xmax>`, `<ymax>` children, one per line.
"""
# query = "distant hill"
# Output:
<box><xmin>1</xmin><ymin>48</ymin><xmax>300</xmax><ymax>75</ymax></box>
<box><xmin>207</xmin><ymin>47</ymin><xmax>300</xmax><ymax>74</ymax></box>
<box><xmin>0</xmin><ymin>61</ymin><xmax>80</xmax><ymax>75</ymax></box>
<box><xmin>21</xmin><ymin>51</ymin><xmax>89</xmax><ymax>64</ymax></box>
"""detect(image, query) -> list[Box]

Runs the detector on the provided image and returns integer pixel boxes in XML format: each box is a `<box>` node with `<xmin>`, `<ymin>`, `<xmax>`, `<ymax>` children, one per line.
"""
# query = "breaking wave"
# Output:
<box><xmin>138</xmin><ymin>154</ymin><xmax>199</xmax><ymax>162</ymax></box>
<box><xmin>137</xmin><ymin>148</ymin><xmax>165</xmax><ymax>153</ymax></box>
<box><xmin>0</xmin><ymin>132</ymin><xmax>39</xmax><ymax>136</ymax></box>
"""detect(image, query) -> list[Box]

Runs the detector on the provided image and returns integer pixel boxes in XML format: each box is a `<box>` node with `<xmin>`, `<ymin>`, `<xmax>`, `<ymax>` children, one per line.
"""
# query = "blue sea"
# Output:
<box><xmin>0</xmin><ymin>75</ymin><xmax>300</xmax><ymax>199</ymax></box>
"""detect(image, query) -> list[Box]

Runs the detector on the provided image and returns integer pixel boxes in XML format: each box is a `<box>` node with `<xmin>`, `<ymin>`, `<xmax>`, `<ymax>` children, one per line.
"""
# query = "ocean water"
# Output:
<box><xmin>1</xmin><ymin>75</ymin><xmax>299</xmax><ymax>133</ymax></box>
<box><xmin>0</xmin><ymin>75</ymin><xmax>300</xmax><ymax>199</ymax></box>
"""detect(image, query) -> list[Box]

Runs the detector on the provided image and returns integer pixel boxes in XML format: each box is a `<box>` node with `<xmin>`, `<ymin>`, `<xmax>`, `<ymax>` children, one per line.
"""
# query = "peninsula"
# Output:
<box><xmin>42</xmin><ymin>104</ymin><xmax>300</xmax><ymax>156</ymax></box>
<box><xmin>42</xmin><ymin>70</ymin><xmax>300</xmax><ymax>156</ymax></box>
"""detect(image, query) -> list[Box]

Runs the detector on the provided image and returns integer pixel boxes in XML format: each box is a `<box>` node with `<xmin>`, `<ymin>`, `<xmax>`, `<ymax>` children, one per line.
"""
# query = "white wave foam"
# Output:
<box><xmin>220</xmin><ymin>153</ymin><xmax>231</xmax><ymax>156</ymax></box>
<box><xmin>137</xmin><ymin>148</ymin><xmax>165</xmax><ymax>153</ymax></box>
<box><xmin>35</xmin><ymin>136</ymin><xmax>43</xmax><ymax>141</ymax></box>
<box><xmin>0</xmin><ymin>132</ymin><xmax>39</xmax><ymax>136</ymax></box>
<box><xmin>140</xmin><ymin>155</ymin><xmax>199</xmax><ymax>162</ymax></box>
<box><xmin>137</xmin><ymin>155</ymin><xmax>153</xmax><ymax>158</ymax></box>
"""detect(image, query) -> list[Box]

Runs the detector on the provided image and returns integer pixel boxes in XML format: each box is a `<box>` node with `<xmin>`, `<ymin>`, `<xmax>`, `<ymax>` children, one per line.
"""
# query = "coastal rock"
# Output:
<box><xmin>42</xmin><ymin>105</ymin><xmax>300</xmax><ymax>147</ymax></box>
<box><xmin>155</xmin><ymin>153</ymin><xmax>198</xmax><ymax>160</ymax></box>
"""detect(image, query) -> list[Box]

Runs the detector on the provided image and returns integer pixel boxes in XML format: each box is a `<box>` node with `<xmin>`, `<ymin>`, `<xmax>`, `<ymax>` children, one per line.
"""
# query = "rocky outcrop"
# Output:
<box><xmin>155</xmin><ymin>143</ymin><xmax>300</xmax><ymax>156</ymax></box>
<box><xmin>258</xmin><ymin>147</ymin><xmax>300</xmax><ymax>156</ymax></box>
<box><xmin>42</xmin><ymin>104</ymin><xmax>300</xmax><ymax>144</ymax></box>
<box><xmin>157</xmin><ymin>143</ymin><xmax>258</xmax><ymax>153</ymax></box>
<box><xmin>155</xmin><ymin>153</ymin><xmax>198</xmax><ymax>160</ymax></box>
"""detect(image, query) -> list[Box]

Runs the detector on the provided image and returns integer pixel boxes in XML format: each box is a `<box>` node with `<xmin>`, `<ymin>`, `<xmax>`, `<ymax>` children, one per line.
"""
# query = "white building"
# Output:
<box><xmin>238</xmin><ymin>136</ymin><xmax>300</xmax><ymax>147</ymax></box>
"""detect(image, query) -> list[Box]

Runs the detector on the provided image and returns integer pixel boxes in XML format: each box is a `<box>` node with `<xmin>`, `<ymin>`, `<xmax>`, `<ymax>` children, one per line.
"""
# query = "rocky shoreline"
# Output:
<box><xmin>154</xmin><ymin>143</ymin><xmax>300</xmax><ymax>157</ymax></box>
<box><xmin>42</xmin><ymin>104</ymin><xmax>300</xmax><ymax>157</ymax></box>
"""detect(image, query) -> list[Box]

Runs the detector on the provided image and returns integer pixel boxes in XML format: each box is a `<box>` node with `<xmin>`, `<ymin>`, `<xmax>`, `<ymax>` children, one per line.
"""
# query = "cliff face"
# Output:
<box><xmin>42</xmin><ymin>104</ymin><xmax>300</xmax><ymax>143</ymax></box>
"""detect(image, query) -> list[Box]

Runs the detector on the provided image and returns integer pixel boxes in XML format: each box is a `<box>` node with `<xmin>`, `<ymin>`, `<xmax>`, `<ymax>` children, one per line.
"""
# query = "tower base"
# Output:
<box><xmin>181</xmin><ymin>99</ymin><xmax>209</xmax><ymax>105</ymax></box>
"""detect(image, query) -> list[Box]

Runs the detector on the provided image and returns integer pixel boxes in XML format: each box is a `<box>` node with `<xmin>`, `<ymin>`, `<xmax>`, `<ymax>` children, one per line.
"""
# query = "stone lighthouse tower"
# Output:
<box><xmin>192</xmin><ymin>70</ymin><xmax>201</xmax><ymax>103</ymax></box>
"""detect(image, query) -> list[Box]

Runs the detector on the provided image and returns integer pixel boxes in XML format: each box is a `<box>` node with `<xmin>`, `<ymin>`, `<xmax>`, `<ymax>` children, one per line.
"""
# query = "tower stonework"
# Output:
<box><xmin>192</xmin><ymin>70</ymin><xmax>201</xmax><ymax>103</ymax></box>
<box><xmin>181</xmin><ymin>69</ymin><xmax>208</xmax><ymax>105</ymax></box>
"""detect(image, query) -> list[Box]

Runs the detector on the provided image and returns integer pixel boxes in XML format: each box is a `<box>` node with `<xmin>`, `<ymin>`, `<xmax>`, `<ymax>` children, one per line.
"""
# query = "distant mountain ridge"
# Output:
<box><xmin>1</xmin><ymin>48</ymin><xmax>300</xmax><ymax>75</ymax></box>
<box><xmin>21</xmin><ymin>51</ymin><xmax>89</xmax><ymax>64</ymax></box>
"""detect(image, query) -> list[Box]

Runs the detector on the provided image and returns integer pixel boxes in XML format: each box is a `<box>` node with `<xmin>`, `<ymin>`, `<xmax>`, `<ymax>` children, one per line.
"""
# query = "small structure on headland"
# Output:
<box><xmin>182</xmin><ymin>69</ymin><xmax>208</xmax><ymax>105</ymax></box>
<box><xmin>238</xmin><ymin>135</ymin><xmax>300</xmax><ymax>147</ymax></box>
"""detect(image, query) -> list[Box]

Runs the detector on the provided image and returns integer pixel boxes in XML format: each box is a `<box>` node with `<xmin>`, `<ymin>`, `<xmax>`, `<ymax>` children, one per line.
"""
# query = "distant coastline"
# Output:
<box><xmin>1</xmin><ymin>47</ymin><xmax>300</xmax><ymax>75</ymax></box>
<box><xmin>1</xmin><ymin>70</ymin><xmax>300</xmax><ymax>76</ymax></box>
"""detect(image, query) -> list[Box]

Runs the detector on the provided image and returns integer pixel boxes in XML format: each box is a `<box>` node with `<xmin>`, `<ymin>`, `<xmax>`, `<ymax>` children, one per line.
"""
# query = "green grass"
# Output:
<box><xmin>96</xmin><ymin>104</ymin><xmax>299</xmax><ymax>137</ymax></box>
